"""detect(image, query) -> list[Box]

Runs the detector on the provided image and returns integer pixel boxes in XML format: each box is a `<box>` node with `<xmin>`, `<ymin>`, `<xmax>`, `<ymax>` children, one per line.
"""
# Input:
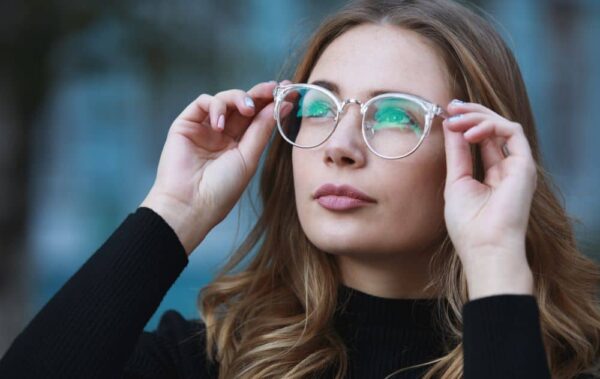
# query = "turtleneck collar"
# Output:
<box><xmin>335</xmin><ymin>283</ymin><xmax>447</xmax><ymax>330</ymax></box>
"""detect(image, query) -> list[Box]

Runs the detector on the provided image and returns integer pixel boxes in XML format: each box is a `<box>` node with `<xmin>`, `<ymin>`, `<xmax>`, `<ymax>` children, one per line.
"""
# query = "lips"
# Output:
<box><xmin>313</xmin><ymin>183</ymin><xmax>376</xmax><ymax>211</ymax></box>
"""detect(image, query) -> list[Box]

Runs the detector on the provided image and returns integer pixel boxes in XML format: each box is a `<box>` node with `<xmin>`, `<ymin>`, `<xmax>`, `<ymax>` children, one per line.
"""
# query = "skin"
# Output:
<box><xmin>293</xmin><ymin>24</ymin><xmax>449</xmax><ymax>298</ymax></box>
<box><xmin>141</xmin><ymin>24</ymin><xmax>536</xmax><ymax>302</ymax></box>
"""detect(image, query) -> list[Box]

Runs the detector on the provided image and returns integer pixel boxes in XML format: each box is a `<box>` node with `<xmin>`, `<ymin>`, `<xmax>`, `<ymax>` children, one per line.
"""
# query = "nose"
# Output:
<box><xmin>322</xmin><ymin>101</ymin><xmax>367</xmax><ymax>168</ymax></box>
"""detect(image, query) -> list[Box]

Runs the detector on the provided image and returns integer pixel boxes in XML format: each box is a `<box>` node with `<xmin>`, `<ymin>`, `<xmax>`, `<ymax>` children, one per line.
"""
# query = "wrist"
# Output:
<box><xmin>463</xmin><ymin>252</ymin><xmax>534</xmax><ymax>301</ymax></box>
<box><xmin>139</xmin><ymin>191</ymin><xmax>210</xmax><ymax>256</ymax></box>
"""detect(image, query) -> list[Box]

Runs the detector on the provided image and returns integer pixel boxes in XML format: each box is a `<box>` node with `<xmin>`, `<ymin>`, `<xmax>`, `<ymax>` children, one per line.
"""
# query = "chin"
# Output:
<box><xmin>301</xmin><ymin>219</ymin><xmax>437</xmax><ymax>259</ymax></box>
<box><xmin>309</xmin><ymin>237</ymin><xmax>367</xmax><ymax>256</ymax></box>
<box><xmin>302</xmin><ymin>225</ymin><xmax>394</xmax><ymax>257</ymax></box>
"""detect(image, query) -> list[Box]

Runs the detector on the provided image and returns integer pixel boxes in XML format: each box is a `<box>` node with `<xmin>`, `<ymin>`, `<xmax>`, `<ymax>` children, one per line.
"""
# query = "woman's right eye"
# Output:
<box><xmin>298</xmin><ymin>100</ymin><xmax>333</xmax><ymax>118</ymax></box>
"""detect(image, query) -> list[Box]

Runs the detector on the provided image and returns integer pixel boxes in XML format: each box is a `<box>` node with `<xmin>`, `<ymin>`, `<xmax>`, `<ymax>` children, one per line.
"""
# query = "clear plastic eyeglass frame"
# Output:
<box><xmin>272</xmin><ymin>83</ymin><xmax>449</xmax><ymax>159</ymax></box>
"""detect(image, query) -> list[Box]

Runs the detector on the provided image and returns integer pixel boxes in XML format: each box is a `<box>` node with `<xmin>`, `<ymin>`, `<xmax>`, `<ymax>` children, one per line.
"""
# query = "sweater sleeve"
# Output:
<box><xmin>462</xmin><ymin>294</ymin><xmax>551</xmax><ymax>379</ymax></box>
<box><xmin>0</xmin><ymin>206</ymin><xmax>191</xmax><ymax>379</ymax></box>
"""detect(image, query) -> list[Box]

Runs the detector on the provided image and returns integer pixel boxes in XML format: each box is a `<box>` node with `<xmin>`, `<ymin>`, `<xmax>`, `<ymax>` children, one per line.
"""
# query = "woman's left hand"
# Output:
<box><xmin>442</xmin><ymin>99</ymin><xmax>537</xmax><ymax>300</ymax></box>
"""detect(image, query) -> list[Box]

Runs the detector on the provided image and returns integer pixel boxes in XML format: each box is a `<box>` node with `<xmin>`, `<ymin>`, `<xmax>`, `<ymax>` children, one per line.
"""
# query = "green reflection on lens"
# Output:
<box><xmin>372</xmin><ymin>101</ymin><xmax>422</xmax><ymax>136</ymax></box>
<box><xmin>297</xmin><ymin>99</ymin><xmax>332</xmax><ymax>118</ymax></box>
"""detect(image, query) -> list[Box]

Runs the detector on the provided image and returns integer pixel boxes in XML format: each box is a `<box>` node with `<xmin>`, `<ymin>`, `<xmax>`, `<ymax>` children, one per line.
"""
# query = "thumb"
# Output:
<box><xmin>237</xmin><ymin>102</ymin><xmax>276</xmax><ymax>174</ymax></box>
<box><xmin>443</xmin><ymin>120</ymin><xmax>473</xmax><ymax>187</ymax></box>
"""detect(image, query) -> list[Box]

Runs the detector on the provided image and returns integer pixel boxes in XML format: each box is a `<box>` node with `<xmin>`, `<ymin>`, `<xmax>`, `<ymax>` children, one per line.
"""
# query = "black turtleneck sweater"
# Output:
<box><xmin>0</xmin><ymin>206</ymin><xmax>570</xmax><ymax>378</ymax></box>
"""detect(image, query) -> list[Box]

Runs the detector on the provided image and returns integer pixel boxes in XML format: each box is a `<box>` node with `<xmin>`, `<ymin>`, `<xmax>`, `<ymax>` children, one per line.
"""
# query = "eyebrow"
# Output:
<box><xmin>308</xmin><ymin>79</ymin><xmax>425</xmax><ymax>100</ymax></box>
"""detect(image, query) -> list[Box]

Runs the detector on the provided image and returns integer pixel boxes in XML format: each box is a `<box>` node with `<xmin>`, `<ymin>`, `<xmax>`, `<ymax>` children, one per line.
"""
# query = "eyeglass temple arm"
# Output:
<box><xmin>435</xmin><ymin>105</ymin><xmax>449</xmax><ymax>119</ymax></box>
<box><xmin>273</xmin><ymin>84</ymin><xmax>287</xmax><ymax>99</ymax></box>
<box><xmin>272</xmin><ymin>85</ymin><xmax>282</xmax><ymax>120</ymax></box>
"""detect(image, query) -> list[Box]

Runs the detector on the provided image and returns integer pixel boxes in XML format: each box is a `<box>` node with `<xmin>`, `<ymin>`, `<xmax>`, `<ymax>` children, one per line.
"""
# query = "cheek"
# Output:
<box><xmin>292</xmin><ymin>149</ymin><xmax>308</xmax><ymax>197</ymax></box>
<box><xmin>292</xmin><ymin>149</ymin><xmax>320</xmax><ymax>244</ymax></box>
<box><xmin>379</xmin><ymin>149</ymin><xmax>446</xmax><ymax>244</ymax></box>
<box><xmin>292</xmin><ymin>149</ymin><xmax>315</xmax><ymax>216</ymax></box>
<box><xmin>401</xmin><ymin>132</ymin><xmax>446</xmax><ymax>212</ymax></box>
<box><xmin>290</xmin><ymin>138</ymin><xmax>447</xmax><ymax>255</ymax></box>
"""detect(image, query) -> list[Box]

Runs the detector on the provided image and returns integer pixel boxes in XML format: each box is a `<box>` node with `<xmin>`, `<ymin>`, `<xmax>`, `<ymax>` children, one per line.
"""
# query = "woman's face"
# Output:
<box><xmin>293</xmin><ymin>23</ymin><xmax>452</xmax><ymax>259</ymax></box>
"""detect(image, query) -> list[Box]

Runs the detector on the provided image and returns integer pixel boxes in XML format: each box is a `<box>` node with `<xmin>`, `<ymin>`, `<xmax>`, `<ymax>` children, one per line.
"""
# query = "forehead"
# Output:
<box><xmin>307</xmin><ymin>23</ymin><xmax>451</xmax><ymax>106</ymax></box>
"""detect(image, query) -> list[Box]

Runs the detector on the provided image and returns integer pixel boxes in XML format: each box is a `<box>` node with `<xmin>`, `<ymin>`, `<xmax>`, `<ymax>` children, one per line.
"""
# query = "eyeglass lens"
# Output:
<box><xmin>276</xmin><ymin>86</ymin><xmax>428</xmax><ymax>158</ymax></box>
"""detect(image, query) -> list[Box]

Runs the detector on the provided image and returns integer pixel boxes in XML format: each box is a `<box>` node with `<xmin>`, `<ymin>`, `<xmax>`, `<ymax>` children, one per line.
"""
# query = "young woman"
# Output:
<box><xmin>1</xmin><ymin>0</ymin><xmax>599</xmax><ymax>378</ymax></box>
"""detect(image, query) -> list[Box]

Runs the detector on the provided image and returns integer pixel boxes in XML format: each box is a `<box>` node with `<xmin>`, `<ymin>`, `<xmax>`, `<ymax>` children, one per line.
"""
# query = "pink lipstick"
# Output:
<box><xmin>313</xmin><ymin>183</ymin><xmax>376</xmax><ymax>211</ymax></box>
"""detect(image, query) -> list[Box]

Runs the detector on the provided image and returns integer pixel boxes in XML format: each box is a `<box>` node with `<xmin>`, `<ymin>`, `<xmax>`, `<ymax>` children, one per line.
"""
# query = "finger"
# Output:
<box><xmin>465</xmin><ymin>120</ymin><xmax>505</xmax><ymax>171</ymax></box>
<box><xmin>446</xmin><ymin>100</ymin><xmax>500</xmax><ymax>118</ymax></box>
<box><xmin>237</xmin><ymin>102</ymin><xmax>277</xmax><ymax>174</ymax></box>
<box><xmin>219</xmin><ymin>84</ymin><xmax>271</xmax><ymax>138</ymax></box>
<box><xmin>444</xmin><ymin>112</ymin><xmax>489</xmax><ymax>133</ymax></box>
<box><xmin>442</xmin><ymin>119</ymin><xmax>473</xmax><ymax>186</ymax></box>
<box><xmin>481</xmin><ymin>137</ymin><xmax>506</xmax><ymax>171</ymax></box>
<box><xmin>246</xmin><ymin>80</ymin><xmax>293</xmax><ymax>110</ymax></box>
<box><xmin>278</xmin><ymin>101</ymin><xmax>294</xmax><ymax>119</ymax></box>
<box><xmin>208</xmin><ymin>88</ymin><xmax>264</xmax><ymax>134</ymax></box>
<box><xmin>461</xmin><ymin>119</ymin><xmax>532</xmax><ymax>160</ymax></box>
<box><xmin>213</xmin><ymin>88</ymin><xmax>257</xmax><ymax>118</ymax></box>
<box><xmin>207</xmin><ymin>97</ymin><xmax>228</xmax><ymax>131</ymax></box>
<box><xmin>247</xmin><ymin>80</ymin><xmax>278</xmax><ymax>107</ymax></box>
<box><xmin>176</xmin><ymin>93</ymin><xmax>212</xmax><ymax>124</ymax></box>
<box><xmin>226</xmin><ymin>80</ymin><xmax>292</xmax><ymax>138</ymax></box>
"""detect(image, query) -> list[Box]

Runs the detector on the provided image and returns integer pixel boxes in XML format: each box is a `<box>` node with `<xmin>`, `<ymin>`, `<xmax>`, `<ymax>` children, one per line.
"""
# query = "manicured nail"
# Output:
<box><xmin>448</xmin><ymin>114</ymin><xmax>463</xmax><ymax>122</ymax></box>
<box><xmin>451</xmin><ymin>99</ymin><xmax>464</xmax><ymax>104</ymax></box>
<box><xmin>244</xmin><ymin>96</ymin><xmax>255</xmax><ymax>108</ymax></box>
<box><xmin>217</xmin><ymin>114</ymin><xmax>225</xmax><ymax>129</ymax></box>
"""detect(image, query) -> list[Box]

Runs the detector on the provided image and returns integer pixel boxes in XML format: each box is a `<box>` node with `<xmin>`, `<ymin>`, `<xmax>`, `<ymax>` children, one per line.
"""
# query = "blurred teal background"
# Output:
<box><xmin>1</xmin><ymin>0</ymin><xmax>599</xmax><ymax>355</ymax></box>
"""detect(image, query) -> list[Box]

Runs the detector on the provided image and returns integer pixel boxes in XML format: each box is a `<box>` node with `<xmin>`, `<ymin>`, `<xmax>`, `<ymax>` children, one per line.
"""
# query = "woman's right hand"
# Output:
<box><xmin>140</xmin><ymin>79</ymin><xmax>290</xmax><ymax>256</ymax></box>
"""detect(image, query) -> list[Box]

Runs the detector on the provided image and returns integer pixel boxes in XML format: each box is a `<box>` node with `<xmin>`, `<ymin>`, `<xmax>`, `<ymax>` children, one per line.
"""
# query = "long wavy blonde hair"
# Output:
<box><xmin>198</xmin><ymin>0</ymin><xmax>600</xmax><ymax>378</ymax></box>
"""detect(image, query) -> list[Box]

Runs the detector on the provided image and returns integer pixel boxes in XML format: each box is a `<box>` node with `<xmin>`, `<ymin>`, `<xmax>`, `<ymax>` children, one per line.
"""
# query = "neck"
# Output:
<box><xmin>335</xmin><ymin>247</ymin><xmax>439</xmax><ymax>299</ymax></box>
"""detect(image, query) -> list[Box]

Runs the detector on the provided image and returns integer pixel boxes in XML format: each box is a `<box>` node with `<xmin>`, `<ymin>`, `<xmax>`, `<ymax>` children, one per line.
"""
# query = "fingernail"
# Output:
<box><xmin>244</xmin><ymin>96</ymin><xmax>255</xmax><ymax>108</ymax></box>
<box><xmin>451</xmin><ymin>99</ymin><xmax>464</xmax><ymax>104</ymax></box>
<box><xmin>217</xmin><ymin>114</ymin><xmax>225</xmax><ymax>129</ymax></box>
<box><xmin>448</xmin><ymin>114</ymin><xmax>463</xmax><ymax>122</ymax></box>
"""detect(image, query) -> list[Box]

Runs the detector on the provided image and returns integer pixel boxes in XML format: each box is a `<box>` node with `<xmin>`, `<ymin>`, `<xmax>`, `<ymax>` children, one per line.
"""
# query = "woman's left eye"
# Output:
<box><xmin>374</xmin><ymin>107</ymin><xmax>413</xmax><ymax>126</ymax></box>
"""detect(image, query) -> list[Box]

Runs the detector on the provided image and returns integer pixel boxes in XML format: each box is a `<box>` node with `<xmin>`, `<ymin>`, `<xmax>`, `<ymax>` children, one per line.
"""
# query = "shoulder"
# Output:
<box><xmin>153</xmin><ymin>309</ymin><xmax>212</xmax><ymax>365</ymax></box>
<box><xmin>124</xmin><ymin>309</ymin><xmax>218</xmax><ymax>378</ymax></box>
<box><xmin>155</xmin><ymin>309</ymin><xmax>206</xmax><ymax>341</ymax></box>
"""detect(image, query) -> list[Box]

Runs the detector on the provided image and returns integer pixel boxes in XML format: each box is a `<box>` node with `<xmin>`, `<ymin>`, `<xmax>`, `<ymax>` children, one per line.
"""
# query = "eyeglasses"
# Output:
<box><xmin>272</xmin><ymin>83</ymin><xmax>449</xmax><ymax>159</ymax></box>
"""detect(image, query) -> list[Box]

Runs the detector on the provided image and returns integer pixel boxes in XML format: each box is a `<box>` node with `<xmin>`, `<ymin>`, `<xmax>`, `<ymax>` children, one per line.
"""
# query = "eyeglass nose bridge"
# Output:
<box><xmin>324</xmin><ymin>98</ymin><xmax>370</xmax><ymax>151</ymax></box>
<box><xmin>335</xmin><ymin>98</ymin><xmax>368</xmax><ymax>128</ymax></box>
<box><xmin>339</xmin><ymin>98</ymin><xmax>365</xmax><ymax>114</ymax></box>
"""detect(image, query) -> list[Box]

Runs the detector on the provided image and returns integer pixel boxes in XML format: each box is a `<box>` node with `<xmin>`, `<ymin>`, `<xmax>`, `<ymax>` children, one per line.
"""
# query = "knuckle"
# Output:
<box><xmin>215</xmin><ymin>89</ymin><xmax>249</xmax><ymax>108</ymax></box>
<box><xmin>214</xmin><ymin>89</ymin><xmax>228</xmax><ymax>98</ymax></box>
<box><xmin>196</xmin><ymin>93</ymin><xmax>211</xmax><ymax>103</ymax></box>
<box><xmin>217</xmin><ymin>88</ymin><xmax>242</xmax><ymax>98</ymax></box>
<box><xmin>209</xmin><ymin>96</ymin><xmax>225</xmax><ymax>109</ymax></box>
<box><xmin>472</xmin><ymin>102</ymin><xmax>493</xmax><ymax>114</ymax></box>
<box><xmin>510</xmin><ymin>121</ymin><xmax>523</xmax><ymax>132</ymax></box>
<box><xmin>481</xmin><ymin>119</ymin><xmax>494</xmax><ymax>129</ymax></box>
<box><xmin>475</xmin><ymin>119</ymin><xmax>492</xmax><ymax>132</ymax></box>
<box><xmin>235</xmin><ymin>90</ymin><xmax>251</xmax><ymax>103</ymax></box>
